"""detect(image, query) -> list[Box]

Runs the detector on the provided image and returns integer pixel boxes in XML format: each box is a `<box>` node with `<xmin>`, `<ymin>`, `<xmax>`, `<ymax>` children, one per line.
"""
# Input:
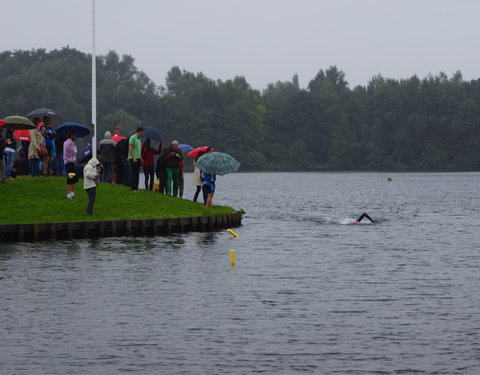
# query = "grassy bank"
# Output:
<box><xmin>0</xmin><ymin>177</ymin><xmax>235</xmax><ymax>224</ymax></box>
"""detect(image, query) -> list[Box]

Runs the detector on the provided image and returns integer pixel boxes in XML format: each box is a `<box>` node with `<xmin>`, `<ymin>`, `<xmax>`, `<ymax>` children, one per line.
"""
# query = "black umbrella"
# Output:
<box><xmin>128</xmin><ymin>126</ymin><xmax>164</xmax><ymax>141</ymax></box>
<box><xmin>27</xmin><ymin>108</ymin><xmax>59</xmax><ymax>123</ymax></box>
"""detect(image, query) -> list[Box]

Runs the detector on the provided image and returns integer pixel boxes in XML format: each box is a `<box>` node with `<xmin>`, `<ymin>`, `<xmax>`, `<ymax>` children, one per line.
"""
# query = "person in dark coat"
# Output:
<box><xmin>162</xmin><ymin>140</ymin><xmax>184</xmax><ymax>197</ymax></box>
<box><xmin>98</xmin><ymin>131</ymin><xmax>116</xmax><ymax>183</ymax></box>
<box><xmin>115</xmin><ymin>137</ymin><xmax>130</xmax><ymax>186</ymax></box>
<box><xmin>4</xmin><ymin>129</ymin><xmax>17</xmax><ymax>180</ymax></box>
<box><xmin>155</xmin><ymin>154</ymin><xmax>168</xmax><ymax>194</ymax></box>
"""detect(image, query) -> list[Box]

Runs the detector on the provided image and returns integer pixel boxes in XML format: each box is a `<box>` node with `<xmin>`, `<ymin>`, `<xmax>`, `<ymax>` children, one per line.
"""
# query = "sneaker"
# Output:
<box><xmin>71</xmin><ymin>194</ymin><xmax>78</xmax><ymax>200</ymax></box>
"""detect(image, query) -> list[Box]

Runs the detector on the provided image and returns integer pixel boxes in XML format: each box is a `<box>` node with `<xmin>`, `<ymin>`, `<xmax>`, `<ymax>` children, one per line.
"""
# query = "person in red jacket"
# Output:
<box><xmin>141</xmin><ymin>139</ymin><xmax>162</xmax><ymax>190</ymax></box>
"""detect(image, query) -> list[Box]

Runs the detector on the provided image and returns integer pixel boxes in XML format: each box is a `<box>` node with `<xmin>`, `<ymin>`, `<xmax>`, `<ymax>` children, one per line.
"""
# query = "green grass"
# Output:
<box><xmin>0</xmin><ymin>176</ymin><xmax>235</xmax><ymax>224</ymax></box>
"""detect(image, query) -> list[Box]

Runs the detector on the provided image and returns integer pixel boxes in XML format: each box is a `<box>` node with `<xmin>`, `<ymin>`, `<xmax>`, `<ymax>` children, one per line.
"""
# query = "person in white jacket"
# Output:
<box><xmin>83</xmin><ymin>158</ymin><xmax>101</xmax><ymax>215</ymax></box>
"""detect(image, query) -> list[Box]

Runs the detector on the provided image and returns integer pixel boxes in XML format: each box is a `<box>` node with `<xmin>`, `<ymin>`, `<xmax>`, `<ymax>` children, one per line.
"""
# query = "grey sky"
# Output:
<box><xmin>2</xmin><ymin>0</ymin><xmax>479</xmax><ymax>89</ymax></box>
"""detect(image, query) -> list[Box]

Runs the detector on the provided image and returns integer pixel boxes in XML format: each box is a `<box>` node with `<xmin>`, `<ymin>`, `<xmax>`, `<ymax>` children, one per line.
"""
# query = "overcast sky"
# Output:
<box><xmin>2</xmin><ymin>0</ymin><xmax>479</xmax><ymax>89</ymax></box>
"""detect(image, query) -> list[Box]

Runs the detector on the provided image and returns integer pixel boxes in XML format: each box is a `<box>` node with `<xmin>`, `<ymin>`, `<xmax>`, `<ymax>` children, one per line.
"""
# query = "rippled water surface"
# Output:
<box><xmin>1</xmin><ymin>172</ymin><xmax>480</xmax><ymax>374</ymax></box>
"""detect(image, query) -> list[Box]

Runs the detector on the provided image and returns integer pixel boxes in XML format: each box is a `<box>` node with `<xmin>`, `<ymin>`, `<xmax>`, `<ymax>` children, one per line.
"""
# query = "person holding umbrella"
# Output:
<box><xmin>141</xmin><ymin>138</ymin><xmax>162</xmax><ymax>190</ymax></box>
<box><xmin>40</xmin><ymin>116</ymin><xmax>56</xmax><ymax>176</ymax></box>
<box><xmin>63</xmin><ymin>132</ymin><xmax>78</xmax><ymax>199</ymax></box>
<box><xmin>192</xmin><ymin>152</ymin><xmax>204</xmax><ymax>202</ymax></box>
<box><xmin>195</xmin><ymin>150</ymin><xmax>241</xmax><ymax>210</ymax></box>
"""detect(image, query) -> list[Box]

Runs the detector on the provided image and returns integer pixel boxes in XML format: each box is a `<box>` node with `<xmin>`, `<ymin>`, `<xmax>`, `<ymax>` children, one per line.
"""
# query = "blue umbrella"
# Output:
<box><xmin>178</xmin><ymin>144</ymin><xmax>193</xmax><ymax>153</ymax></box>
<box><xmin>80</xmin><ymin>144</ymin><xmax>92</xmax><ymax>163</ymax></box>
<box><xmin>128</xmin><ymin>126</ymin><xmax>164</xmax><ymax>141</ymax></box>
<box><xmin>56</xmin><ymin>122</ymin><xmax>90</xmax><ymax>138</ymax></box>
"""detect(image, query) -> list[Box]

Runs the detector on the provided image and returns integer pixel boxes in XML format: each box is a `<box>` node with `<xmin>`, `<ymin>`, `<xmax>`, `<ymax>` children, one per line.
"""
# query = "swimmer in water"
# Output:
<box><xmin>352</xmin><ymin>212</ymin><xmax>376</xmax><ymax>224</ymax></box>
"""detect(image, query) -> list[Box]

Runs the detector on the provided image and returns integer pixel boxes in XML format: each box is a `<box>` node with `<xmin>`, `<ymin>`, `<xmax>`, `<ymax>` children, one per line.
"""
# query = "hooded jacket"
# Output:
<box><xmin>83</xmin><ymin>158</ymin><xmax>100</xmax><ymax>189</ymax></box>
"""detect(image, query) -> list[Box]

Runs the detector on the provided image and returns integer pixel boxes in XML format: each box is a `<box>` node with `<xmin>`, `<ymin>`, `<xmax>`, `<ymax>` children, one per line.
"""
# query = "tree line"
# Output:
<box><xmin>1</xmin><ymin>47</ymin><xmax>479</xmax><ymax>171</ymax></box>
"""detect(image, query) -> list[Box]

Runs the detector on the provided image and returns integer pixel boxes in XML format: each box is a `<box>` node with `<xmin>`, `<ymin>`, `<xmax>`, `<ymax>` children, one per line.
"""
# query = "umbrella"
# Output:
<box><xmin>80</xmin><ymin>144</ymin><xmax>92</xmax><ymax>163</ymax></box>
<box><xmin>0</xmin><ymin>119</ymin><xmax>4</xmax><ymax>127</ymax></box>
<box><xmin>56</xmin><ymin>122</ymin><xmax>90</xmax><ymax>137</ymax></box>
<box><xmin>111</xmin><ymin>134</ymin><xmax>127</xmax><ymax>143</ymax></box>
<box><xmin>13</xmin><ymin>129</ymin><xmax>31</xmax><ymax>141</ymax></box>
<box><xmin>27</xmin><ymin>108</ymin><xmax>58</xmax><ymax>121</ymax></box>
<box><xmin>128</xmin><ymin>126</ymin><xmax>164</xmax><ymax>141</ymax></box>
<box><xmin>187</xmin><ymin>146</ymin><xmax>210</xmax><ymax>158</ymax></box>
<box><xmin>3</xmin><ymin>116</ymin><xmax>36</xmax><ymax>130</ymax></box>
<box><xmin>195</xmin><ymin>152</ymin><xmax>240</xmax><ymax>176</ymax></box>
<box><xmin>178</xmin><ymin>144</ymin><xmax>193</xmax><ymax>153</ymax></box>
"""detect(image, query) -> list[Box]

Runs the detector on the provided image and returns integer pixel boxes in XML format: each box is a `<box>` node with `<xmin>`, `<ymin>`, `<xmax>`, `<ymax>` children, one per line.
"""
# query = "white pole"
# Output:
<box><xmin>91</xmin><ymin>0</ymin><xmax>97</xmax><ymax>159</ymax></box>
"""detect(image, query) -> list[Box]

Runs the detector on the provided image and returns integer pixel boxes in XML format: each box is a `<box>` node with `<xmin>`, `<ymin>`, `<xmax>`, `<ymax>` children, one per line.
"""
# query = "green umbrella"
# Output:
<box><xmin>196</xmin><ymin>152</ymin><xmax>240</xmax><ymax>176</ymax></box>
<box><xmin>3</xmin><ymin>116</ymin><xmax>36</xmax><ymax>130</ymax></box>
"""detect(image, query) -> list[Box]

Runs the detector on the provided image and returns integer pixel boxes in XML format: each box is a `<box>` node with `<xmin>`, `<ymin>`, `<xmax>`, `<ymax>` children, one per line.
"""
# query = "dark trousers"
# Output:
<box><xmin>157</xmin><ymin>168</ymin><xmax>167</xmax><ymax>194</ymax></box>
<box><xmin>86</xmin><ymin>187</ymin><xmax>96</xmax><ymax>215</ymax></box>
<box><xmin>193</xmin><ymin>186</ymin><xmax>202</xmax><ymax>202</ymax></box>
<box><xmin>30</xmin><ymin>158</ymin><xmax>40</xmax><ymax>177</ymax></box>
<box><xmin>143</xmin><ymin>166</ymin><xmax>154</xmax><ymax>190</ymax></box>
<box><xmin>130</xmin><ymin>160</ymin><xmax>141</xmax><ymax>190</ymax></box>
<box><xmin>102</xmin><ymin>162</ymin><xmax>114</xmax><ymax>183</ymax></box>
<box><xmin>116</xmin><ymin>158</ymin><xmax>131</xmax><ymax>186</ymax></box>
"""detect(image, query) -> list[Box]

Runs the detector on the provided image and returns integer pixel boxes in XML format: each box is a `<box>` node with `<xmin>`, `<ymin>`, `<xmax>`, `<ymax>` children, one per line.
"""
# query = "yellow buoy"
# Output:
<box><xmin>230</xmin><ymin>249</ymin><xmax>236</xmax><ymax>266</ymax></box>
<box><xmin>227</xmin><ymin>229</ymin><xmax>239</xmax><ymax>238</ymax></box>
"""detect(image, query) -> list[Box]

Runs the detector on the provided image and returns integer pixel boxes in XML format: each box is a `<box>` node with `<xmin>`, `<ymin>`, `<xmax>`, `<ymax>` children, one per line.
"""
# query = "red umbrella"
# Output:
<box><xmin>111</xmin><ymin>134</ymin><xmax>126</xmax><ymax>143</ymax></box>
<box><xmin>187</xmin><ymin>146</ymin><xmax>210</xmax><ymax>158</ymax></box>
<box><xmin>0</xmin><ymin>119</ymin><xmax>5</xmax><ymax>127</ymax></box>
<box><xmin>13</xmin><ymin>129</ymin><xmax>31</xmax><ymax>141</ymax></box>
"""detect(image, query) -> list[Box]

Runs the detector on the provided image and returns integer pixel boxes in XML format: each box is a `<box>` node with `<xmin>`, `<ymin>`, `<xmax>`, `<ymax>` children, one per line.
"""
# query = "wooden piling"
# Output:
<box><xmin>0</xmin><ymin>210</ymin><xmax>243</xmax><ymax>243</ymax></box>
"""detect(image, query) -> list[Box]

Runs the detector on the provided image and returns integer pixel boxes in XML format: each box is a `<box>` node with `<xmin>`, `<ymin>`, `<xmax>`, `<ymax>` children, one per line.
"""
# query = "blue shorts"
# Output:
<box><xmin>204</xmin><ymin>181</ymin><xmax>215</xmax><ymax>194</ymax></box>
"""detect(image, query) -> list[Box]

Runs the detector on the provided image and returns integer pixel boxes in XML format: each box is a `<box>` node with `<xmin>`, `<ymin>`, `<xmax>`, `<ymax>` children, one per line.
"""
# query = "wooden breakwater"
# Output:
<box><xmin>0</xmin><ymin>211</ymin><xmax>244</xmax><ymax>243</ymax></box>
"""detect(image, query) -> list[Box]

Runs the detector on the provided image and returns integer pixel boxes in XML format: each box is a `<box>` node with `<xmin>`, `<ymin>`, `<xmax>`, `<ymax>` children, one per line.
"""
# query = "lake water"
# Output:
<box><xmin>1</xmin><ymin>172</ymin><xmax>480</xmax><ymax>374</ymax></box>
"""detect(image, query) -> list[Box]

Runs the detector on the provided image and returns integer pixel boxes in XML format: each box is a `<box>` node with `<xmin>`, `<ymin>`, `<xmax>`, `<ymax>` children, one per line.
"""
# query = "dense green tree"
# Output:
<box><xmin>1</xmin><ymin>47</ymin><xmax>480</xmax><ymax>170</ymax></box>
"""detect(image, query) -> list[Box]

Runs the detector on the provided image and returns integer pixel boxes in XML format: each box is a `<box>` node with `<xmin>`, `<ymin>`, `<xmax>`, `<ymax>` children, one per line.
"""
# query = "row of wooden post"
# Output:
<box><xmin>0</xmin><ymin>212</ymin><xmax>244</xmax><ymax>243</ymax></box>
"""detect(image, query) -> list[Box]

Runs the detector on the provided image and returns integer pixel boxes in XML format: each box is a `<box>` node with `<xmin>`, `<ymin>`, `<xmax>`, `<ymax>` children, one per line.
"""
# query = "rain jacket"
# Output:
<box><xmin>141</xmin><ymin>144</ymin><xmax>163</xmax><ymax>167</ymax></box>
<box><xmin>28</xmin><ymin>128</ymin><xmax>44</xmax><ymax>159</ymax></box>
<box><xmin>99</xmin><ymin>131</ymin><xmax>116</xmax><ymax>163</ymax></box>
<box><xmin>163</xmin><ymin>146</ymin><xmax>184</xmax><ymax>168</ymax></box>
<box><xmin>83</xmin><ymin>158</ymin><xmax>100</xmax><ymax>189</ymax></box>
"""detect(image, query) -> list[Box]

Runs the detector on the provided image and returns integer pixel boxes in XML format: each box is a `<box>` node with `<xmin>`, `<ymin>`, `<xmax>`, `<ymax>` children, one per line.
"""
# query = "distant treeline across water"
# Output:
<box><xmin>1</xmin><ymin>47</ymin><xmax>479</xmax><ymax>171</ymax></box>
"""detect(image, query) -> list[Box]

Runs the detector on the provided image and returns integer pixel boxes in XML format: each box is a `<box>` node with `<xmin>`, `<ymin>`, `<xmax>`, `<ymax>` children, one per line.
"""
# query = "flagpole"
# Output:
<box><xmin>91</xmin><ymin>0</ymin><xmax>97</xmax><ymax>159</ymax></box>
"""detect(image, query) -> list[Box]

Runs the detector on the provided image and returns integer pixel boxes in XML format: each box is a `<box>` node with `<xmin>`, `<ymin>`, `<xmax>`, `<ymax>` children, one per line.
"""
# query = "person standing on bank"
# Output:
<box><xmin>0</xmin><ymin>129</ymin><xmax>6</xmax><ymax>183</ymax></box>
<box><xmin>128</xmin><ymin>126</ymin><xmax>144</xmax><ymax>192</ymax></box>
<box><xmin>141</xmin><ymin>138</ymin><xmax>162</xmax><ymax>190</ymax></box>
<box><xmin>63</xmin><ymin>131</ymin><xmax>78</xmax><ymax>199</ymax></box>
<box><xmin>4</xmin><ymin>129</ymin><xmax>17</xmax><ymax>180</ymax></box>
<box><xmin>98</xmin><ymin>130</ymin><xmax>116</xmax><ymax>183</ymax></box>
<box><xmin>192</xmin><ymin>151</ymin><xmax>204</xmax><ymax>202</ymax></box>
<box><xmin>162</xmin><ymin>140</ymin><xmax>184</xmax><ymax>197</ymax></box>
<box><xmin>40</xmin><ymin>116</ymin><xmax>55</xmax><ymax>176</ymax></box>
<box><xmin>83</xmin><ymin>157</ymin><xmax>101</xmax><ymax>215</ymax></box>
<box><xmin>28</xmin><ymin>123</ymin><xmax>44</xmax><ymax>177</ymax></box>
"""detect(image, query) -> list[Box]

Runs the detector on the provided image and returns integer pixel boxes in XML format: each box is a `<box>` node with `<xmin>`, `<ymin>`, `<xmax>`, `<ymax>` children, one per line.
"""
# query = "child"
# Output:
<box><xmin>83</xmin><ymin>158</ymin><xmax>101</xmax><ymax>215</ymax></box>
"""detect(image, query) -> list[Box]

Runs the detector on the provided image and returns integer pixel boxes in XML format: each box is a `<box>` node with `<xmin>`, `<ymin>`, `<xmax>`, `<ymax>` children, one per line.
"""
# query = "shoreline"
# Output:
<box><xmin>0</xmin><ymin>211</ymin><xmax>244</xmax><ymax>243</ymax></box>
